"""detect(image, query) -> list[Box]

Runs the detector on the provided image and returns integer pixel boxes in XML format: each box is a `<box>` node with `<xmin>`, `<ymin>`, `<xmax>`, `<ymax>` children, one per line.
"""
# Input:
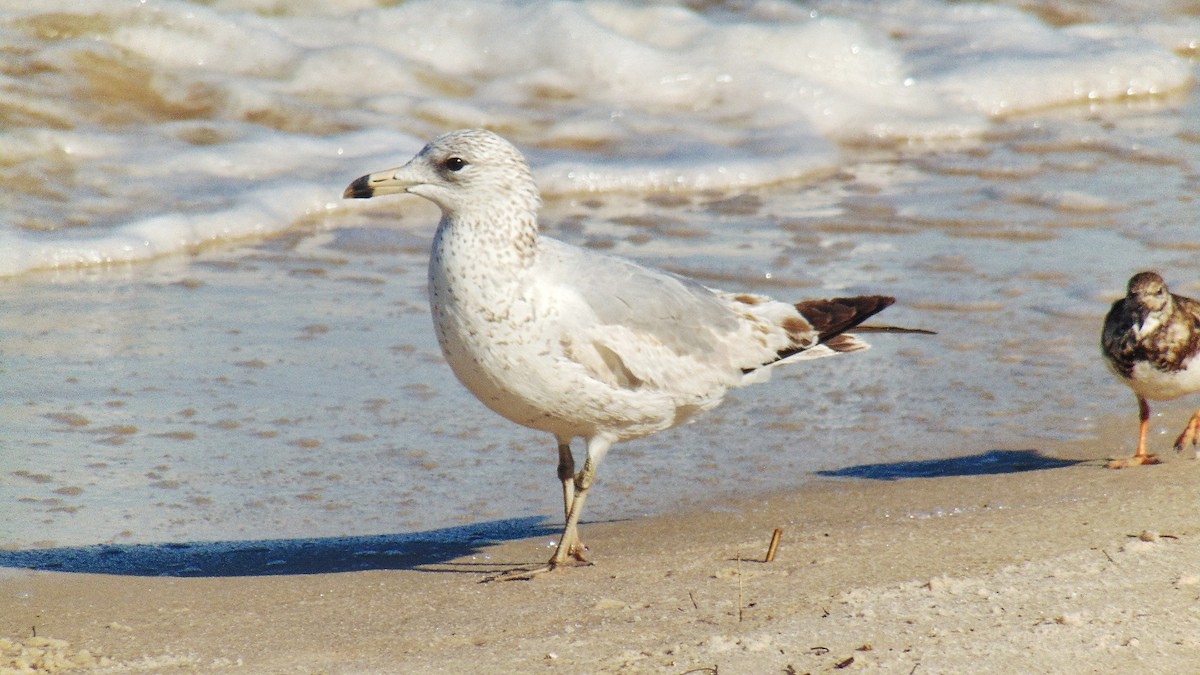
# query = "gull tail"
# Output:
<box><xmin>754</xmin><ymin>296</ymin><xmax>933</xmax><ymax>374</ymax></box>
<box><xmin>795</xmin><ymin>295</ymin><xmax>896</xmax><ymax>347</ymax></box>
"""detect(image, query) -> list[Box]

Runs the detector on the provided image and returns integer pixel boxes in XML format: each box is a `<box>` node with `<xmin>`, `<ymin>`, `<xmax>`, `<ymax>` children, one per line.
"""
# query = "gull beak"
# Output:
<box><xmin>342</xmin><ymin>166</ymin><xmax>418</xmax><ymax>199</ymax></box>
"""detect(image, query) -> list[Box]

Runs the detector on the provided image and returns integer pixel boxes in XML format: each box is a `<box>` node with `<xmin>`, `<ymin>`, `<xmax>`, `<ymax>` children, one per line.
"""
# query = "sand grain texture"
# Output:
<box><xmin>3</xmin><ymin>444</ymin><xmax>1199</xmax><ymax>673</ymax></box>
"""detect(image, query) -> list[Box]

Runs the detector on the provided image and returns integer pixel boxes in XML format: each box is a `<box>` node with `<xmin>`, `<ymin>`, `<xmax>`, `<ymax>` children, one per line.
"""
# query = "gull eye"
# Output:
<box><xmin>443</xmin><ymin>156</ymin><xmax>468</xmax><ymax>172</ymax></box>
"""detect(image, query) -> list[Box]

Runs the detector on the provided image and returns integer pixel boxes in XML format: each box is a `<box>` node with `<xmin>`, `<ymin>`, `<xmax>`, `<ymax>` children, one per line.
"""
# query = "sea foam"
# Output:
<box><xmin>0</xmin><ymin>0</ymin><xmax>1191</xmax><ymax>276</ymax></box>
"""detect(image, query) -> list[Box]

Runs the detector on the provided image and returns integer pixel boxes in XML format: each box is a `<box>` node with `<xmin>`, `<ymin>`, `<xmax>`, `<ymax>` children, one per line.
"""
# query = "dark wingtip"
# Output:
<box><xmin>747</xmin><ymin>295</ymin><xmax>901</xmax><ymax>372</ymax></box>
<box><xmin>343</xmin><ymin>174</ymin><xmax>374</xmax><ymax>199</ymax></box>
<box><xmin>854</xmin><ymin>325</ymin><xmax>937</xmax><ymax>335</ymax></box>
<box><xmin>794</xmin><ymin>295</ymin><xmax>896</xmax><ymax>342</ymax></box>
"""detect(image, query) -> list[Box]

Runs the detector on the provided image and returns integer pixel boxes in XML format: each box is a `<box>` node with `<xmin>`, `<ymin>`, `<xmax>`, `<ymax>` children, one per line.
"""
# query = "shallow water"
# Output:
<box><xmin>2</xmin><ymin>0</ymin><xmax>1200</xmax><ymax>549</ymax></box>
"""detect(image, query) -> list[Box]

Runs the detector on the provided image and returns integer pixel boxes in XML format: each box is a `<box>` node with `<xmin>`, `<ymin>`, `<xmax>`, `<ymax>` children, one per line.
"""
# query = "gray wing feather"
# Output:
<box><xmin>538</xmin><ymin>237</ymin><xmax>739</xmax><ymax>355</ymax></box>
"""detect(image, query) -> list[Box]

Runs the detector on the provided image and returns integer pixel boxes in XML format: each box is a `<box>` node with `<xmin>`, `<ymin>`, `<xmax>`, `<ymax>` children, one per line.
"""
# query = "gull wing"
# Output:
<box><xmin>534</xmin><ymin>238</ymin><xmax>787</xmax><ymax>393</ymax></box>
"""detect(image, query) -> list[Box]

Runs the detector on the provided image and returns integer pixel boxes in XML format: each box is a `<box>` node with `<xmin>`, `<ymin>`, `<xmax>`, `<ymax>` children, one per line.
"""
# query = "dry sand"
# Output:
<box><xmin>3</xmin><ymin>425</ymin><xmax>1200</xmax><ymax>674</ymax></box>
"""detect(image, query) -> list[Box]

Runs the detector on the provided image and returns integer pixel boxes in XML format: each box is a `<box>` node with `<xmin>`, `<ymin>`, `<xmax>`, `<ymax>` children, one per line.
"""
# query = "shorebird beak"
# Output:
<box><xmin>342</xmin><ymin>166</ymin><xmax>419</xmax><ymax>199</ymax></box>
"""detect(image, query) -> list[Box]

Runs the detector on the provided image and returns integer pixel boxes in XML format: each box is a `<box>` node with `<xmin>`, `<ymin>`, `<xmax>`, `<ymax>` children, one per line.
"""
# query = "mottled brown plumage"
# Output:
<box><xmin>1101</xmin><ymin>271</ymin><xmax>1200</xmax><ymax>468</ymax></box>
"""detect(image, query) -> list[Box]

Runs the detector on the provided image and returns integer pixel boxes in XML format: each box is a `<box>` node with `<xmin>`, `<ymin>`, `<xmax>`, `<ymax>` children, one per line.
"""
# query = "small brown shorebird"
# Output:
<box><xmin>1101</xmin><ymin>271</ymin><xmax>1200</xmax><ymax>468</ymax></box>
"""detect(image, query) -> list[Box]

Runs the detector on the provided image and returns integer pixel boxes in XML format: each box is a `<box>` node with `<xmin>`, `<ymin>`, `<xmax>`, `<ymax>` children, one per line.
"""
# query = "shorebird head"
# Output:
<box><xmin>342</xmin><ymin>129</ymin><xmax>541</xmax><ymax>219</ymax></box>
<box><xmin>1126</xmin><ymin>271</ymin><xmax>1172</xmax><ymax>335</ymax></box>
<box><xmin>1128</xmin><ymin>271</ymin><xmax>1170</xmax><ymax>310</ymax></box>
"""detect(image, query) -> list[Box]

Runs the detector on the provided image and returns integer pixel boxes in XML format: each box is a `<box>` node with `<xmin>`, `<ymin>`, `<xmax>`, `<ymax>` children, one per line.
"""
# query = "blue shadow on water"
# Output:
<box><xmin>817</xmin><ymin>449</ymin><xmax>1085</xmax><ymax>481</ymax></box>
<box><xmin>0</xmin><ymin>516</ymin><xmax>555</xmax><ymax>578</ymax></box>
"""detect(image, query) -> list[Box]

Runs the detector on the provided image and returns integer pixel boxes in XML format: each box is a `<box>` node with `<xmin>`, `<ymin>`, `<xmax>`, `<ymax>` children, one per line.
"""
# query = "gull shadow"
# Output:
<box><xmin>816</xmin><ymin>449</ymin><xmax>1084</xmax><ymax>481</ymax></box>
<box><xmin>0</xmin><ymin>517</ymin><xmax>555</xmax><ymax>578</ymax></box>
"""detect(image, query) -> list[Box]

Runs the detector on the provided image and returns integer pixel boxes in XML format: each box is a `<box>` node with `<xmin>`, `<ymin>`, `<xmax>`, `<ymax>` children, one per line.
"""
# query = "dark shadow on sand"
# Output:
<box><xmin>0</xmin><ymin>516</ymin><xmax>556</xmax><ymax>578</ymax></box>
<box><xmin>817</xmin><ymin>449</ymin><xmax>1085</xmax><ymax>481</ymax></box>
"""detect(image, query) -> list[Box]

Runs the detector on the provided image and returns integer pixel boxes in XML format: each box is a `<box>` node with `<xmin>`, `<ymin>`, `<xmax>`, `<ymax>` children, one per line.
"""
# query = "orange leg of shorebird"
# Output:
<box><xmin>1173</xmin><ymin>409</ymin><xmax>1200</xmax><ymax>457</ymax></box>
<box><xmin>1108</xmin><ymin>396</ymin><xmax>1162</xmax><ymax>468</ymax></box>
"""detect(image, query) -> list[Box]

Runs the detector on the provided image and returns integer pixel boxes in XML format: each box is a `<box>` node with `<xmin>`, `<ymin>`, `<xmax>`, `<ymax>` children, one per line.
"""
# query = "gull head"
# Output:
<box><xmin>343</xmin><ymin>129</ymin><xmax>541</xmax><ymax>218</ymax></box>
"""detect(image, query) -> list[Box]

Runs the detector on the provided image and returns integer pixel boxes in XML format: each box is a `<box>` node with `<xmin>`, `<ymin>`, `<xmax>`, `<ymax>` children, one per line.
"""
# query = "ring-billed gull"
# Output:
<box><xmin>1102</xmin><ymin>271</ymin><xmax>1200</xmax><ymax>468</ymax></box>
<box><xmin>344</xmin><ymin>129</ymin><xmax>922</xmax><ymax>577</ymax></box>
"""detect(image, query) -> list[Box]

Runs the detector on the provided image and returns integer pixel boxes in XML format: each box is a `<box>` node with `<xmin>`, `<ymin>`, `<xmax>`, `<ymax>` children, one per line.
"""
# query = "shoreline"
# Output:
<box><xmin>4</xmin><ymin>426</ymin><xmax>1200</xmax><ymax>673</ymax></box>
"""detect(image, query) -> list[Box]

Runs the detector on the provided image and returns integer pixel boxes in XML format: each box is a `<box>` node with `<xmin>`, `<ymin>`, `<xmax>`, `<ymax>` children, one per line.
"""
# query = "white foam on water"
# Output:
<box><xmin>0</xmin><ymin>0</ymin><xmax>1192</xmax><ymax>274</ymax></box>
<box><xmin>0</xmin><ymin>123</ymin><xmax>415</xmax><ymax>275</ymax></box>
<box><xmin>878</xmin><ymin>3</ymin><xmax>1191</xmax><ymax>115</ymax></box>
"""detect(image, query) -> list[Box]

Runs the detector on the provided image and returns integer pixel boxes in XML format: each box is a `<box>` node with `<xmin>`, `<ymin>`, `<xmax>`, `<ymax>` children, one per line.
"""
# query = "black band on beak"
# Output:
<box><xmin>343</xmin><ymin>174</ymin><xmax>375</xmax><ymax>199</ymax></box>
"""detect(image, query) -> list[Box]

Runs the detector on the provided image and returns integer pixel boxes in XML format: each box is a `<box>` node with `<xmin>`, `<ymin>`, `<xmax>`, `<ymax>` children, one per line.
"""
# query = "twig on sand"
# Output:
<box><xmin>765</xmin><ymin>527</ymin><xmax>783</xmax><ymax>563</ymax></box>
<box><xmin>737</xmin><ymin>551</ymin><xmax>744</xmax><ymax>622</ymax></box>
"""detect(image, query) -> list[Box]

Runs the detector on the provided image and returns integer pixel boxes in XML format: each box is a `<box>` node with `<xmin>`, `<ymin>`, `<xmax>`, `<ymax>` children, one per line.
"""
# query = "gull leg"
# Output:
<box><xmin>481</xmin><ymin>436</ymin><xmax>606</xmax><ymax>582</ymax></box>
<box><xmin>557</xmin><ymin>438</ymin><xmax>588</xmax><ymax>560</ymax></box>
<box><xmin>557</xmin><ymin>439</ymin><xmax>575</xmax><ymax>521</ymax></box>
<box><xmin>551</xmin><ymin>455</ymin><xmax>596</xmax><ymax>566</ymax></box>
<box><xmin>549</xmin><ymin>434</ymin><xmax>611</xmax><ymax>567</ymax></box>
<box><xmin>1109</xmin><ymin>396</ymin><xmax>1161</xmax><ymax>468</ymax></box>
<box><xmin>1173</xmin><ymin>409</ymin><xmax>1200</xmax><ymax>457</ymax></box>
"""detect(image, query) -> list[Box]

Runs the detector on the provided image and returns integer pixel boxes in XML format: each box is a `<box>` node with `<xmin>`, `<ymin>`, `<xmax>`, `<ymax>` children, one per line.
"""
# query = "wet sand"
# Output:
<box><xmin>3</xmin><ymin>421</ymin><xmax>1199</xmax><ymax>674</ymax></box>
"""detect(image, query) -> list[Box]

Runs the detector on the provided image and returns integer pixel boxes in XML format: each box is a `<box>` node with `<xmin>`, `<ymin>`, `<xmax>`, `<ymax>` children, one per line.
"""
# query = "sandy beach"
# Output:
<box><xmin>3</xmin><ymin>2</ymin><xmax>1200</xmax><ymax>673</ymax></box>
<box><xmin>4</xmin><ymin>416</ymin><xmax>1199</xmax><ymax>674</ymax></box>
